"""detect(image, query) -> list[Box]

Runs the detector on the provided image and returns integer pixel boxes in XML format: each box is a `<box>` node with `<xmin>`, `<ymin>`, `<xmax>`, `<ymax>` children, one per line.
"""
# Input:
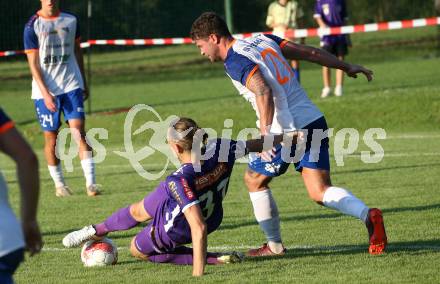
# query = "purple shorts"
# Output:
<box><xmin>134</xmin><ymin>182</ymin><xmax>176</xmax><ymax>255</ymax></box>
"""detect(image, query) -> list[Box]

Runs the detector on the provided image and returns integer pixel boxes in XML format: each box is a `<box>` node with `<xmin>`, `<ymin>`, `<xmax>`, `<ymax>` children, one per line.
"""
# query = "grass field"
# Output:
<box><xmin>1</xmin><ymin>26</ymin><xmax>440</xmax><ymax>283</ymax></box>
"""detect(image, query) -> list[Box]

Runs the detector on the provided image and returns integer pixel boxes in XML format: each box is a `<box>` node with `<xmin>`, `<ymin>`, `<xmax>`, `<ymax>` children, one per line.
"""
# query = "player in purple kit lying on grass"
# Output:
<box><xmin>63</xmin><ymin>117</ymin><xmax>299</xmax><ymax>276</ymax></box>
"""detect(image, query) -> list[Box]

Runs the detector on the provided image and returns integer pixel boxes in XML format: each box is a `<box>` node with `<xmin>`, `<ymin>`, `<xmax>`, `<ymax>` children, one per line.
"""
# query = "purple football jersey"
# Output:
<box><xmin>149</xmin><ymin>138</ymin><xmax>245</xmax><ymax>248</ymax></box>
<box><xmin>314</xmin><ymin>0</ymin><xmax>348</xmax><ymax>46</ymax></box>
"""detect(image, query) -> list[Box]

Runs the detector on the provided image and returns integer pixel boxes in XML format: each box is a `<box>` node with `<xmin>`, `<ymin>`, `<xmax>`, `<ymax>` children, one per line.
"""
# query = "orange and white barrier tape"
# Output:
<box><xmin>0</xmin><ymin>50</ymin><xmax>25</xmax><ymax>57</ymax></box>
<box><xmin>282</xmin><ymin>16</ymin><xmax>440</xmax><ymax>39</ymax></box>
<box><xmin>1</xmin><ymin>17</ymin><xmax>439</xmax><ymax>57</ymax></box>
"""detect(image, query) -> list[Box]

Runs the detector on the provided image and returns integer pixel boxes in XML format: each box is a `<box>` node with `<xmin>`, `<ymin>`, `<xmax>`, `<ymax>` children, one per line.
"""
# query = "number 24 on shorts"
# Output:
<box><xmin>40</xmin><ymin>114</ymin><xmax>54</xmax><ymax>128</ymax></box>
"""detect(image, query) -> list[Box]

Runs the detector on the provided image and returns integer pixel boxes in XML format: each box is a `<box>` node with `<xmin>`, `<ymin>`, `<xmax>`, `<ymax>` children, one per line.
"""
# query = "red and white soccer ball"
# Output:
<box><xmin>81</xmin><ymin>238</ymin><xmax>118</xmax><ymax>267</ymax></box>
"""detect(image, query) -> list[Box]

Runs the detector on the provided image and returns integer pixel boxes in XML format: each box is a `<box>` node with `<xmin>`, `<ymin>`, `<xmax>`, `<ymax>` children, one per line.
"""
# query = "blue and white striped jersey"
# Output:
<box><xmin>24</xmin><ymin>11</ymin><xmax>84</xmax><ymax>99</ymax></box>
<box><xmin>224</xmin><ymin>34</ymin><xmax>323</xmax><ymax>133</ymax></box>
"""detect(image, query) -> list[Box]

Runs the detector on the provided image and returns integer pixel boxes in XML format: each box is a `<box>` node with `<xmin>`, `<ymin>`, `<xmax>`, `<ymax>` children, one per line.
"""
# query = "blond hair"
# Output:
<box><xmin>168</xmin><ymin>117</ymin><xmax>208</xmax><ymax>154</ymax></box>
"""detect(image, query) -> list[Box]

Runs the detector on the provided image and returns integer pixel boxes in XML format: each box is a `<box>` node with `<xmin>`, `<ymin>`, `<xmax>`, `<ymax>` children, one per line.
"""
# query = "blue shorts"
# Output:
<box><xmin>0</xmin><ymin>248</ymin><xmax>24</xmax><ymax>284</ymax></box>
<box><xmin>33</xmin><ymin>88</ymin><xmax>85</xmax><ymax>131</ymax></box>
<box><xmin>248</xmin><ymin>116</ymin><xmax>330</xmax><ymax>177</ymax></box>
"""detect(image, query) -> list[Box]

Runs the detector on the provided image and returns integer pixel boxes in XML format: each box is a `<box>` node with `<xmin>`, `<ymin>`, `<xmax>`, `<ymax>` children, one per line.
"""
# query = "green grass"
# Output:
<box><xmin>0</xmin><ymin>26</ymin><xmax>440</xmax><ymax>283</ymax></box>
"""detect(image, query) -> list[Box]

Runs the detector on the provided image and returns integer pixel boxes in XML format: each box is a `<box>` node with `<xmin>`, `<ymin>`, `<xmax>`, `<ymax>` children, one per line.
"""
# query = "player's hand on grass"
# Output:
<box><xmin>44</xmin><ymin>95</ymin><xmax>57</xmax><ymax>112</ymax></box>
<box><xmin>22</xmin><ymin>220</ymin><xmax>43</xmax><ymax>256</ymax></box>
<box><xmin>346</xmin><ymin>64</ymin><xmax>373</xmax><ymax>82</ymax></box>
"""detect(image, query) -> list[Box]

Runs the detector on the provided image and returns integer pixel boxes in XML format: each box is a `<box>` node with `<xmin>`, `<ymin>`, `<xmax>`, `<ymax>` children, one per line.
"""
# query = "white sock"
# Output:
<box><xmin>249</xmin><ymin>189</ymin><xmax>283</xmax><ymax>253</ymax></box>
<box><xmin>249</xmin><ymin>190</ymin><xmax>279</xmax><ymax>221</ymax></box>
<box><xmin>48</xmin><ymin>164</ymin><xmax>65</xmax><ymax>188</ymax></box>
<box><xmin>80</xmin><ymin>158</ymin><xmax>96</xmax><ymax>187</ymax></box>
<box><xmin>334</xmin><ymin>85</ymin><xmax>343</xmax><ymax>96</ymax></box>
<box><xmin>322</xmin><ymin>186</ymin><xmax>369</xmax><ymax>222</ymax></box>
<box><xmin>321</xmin><ymin>87</ymin><xmax>331</xmax><ymax>95</ymax></box>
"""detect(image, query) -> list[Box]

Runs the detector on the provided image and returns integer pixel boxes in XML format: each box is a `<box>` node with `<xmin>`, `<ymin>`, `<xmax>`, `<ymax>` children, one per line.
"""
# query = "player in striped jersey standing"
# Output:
<box><xmin>24</xmin><ymin>0</ymin><xmax>100</xmax><ymax>197</ymax></box>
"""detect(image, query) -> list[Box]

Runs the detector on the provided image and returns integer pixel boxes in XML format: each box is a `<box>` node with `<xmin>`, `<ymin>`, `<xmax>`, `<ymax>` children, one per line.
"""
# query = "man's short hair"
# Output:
<box><xmin>190</xmin><ymin>12</ymin><xmax>232</xmax><ymax>40</ymax></box>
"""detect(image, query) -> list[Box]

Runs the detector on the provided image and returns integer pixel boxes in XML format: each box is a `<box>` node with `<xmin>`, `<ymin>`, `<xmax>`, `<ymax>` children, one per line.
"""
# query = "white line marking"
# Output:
<box><xmin>386</xmin><ymin>134</ymin><xmax>440</xmax><ymax>139</ymax></box>
<box><xmin>2</xmin><ymin>152</ymin><xmax>440</xmax><ymax>174</ymax></box>
<box><xmin>342</xmin><ymin>152</ymin><xmax>440</xmax><ymax>158</ymax></box>
<box><xmin>42</xmin><ymin>244</ymin><xmax>440</xmax><ymax>252</ymax></box>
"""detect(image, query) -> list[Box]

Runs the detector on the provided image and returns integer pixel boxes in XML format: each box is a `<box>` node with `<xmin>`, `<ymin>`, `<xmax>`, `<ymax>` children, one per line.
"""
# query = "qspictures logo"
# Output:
<box><xmin>55</xmin><ymin>104</ymin><xmax>386</xmax><ymax>180</ymax></box>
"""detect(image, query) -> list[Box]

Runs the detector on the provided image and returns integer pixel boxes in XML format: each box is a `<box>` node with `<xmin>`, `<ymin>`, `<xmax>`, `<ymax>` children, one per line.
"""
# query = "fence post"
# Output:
<box><xmin>86</xmin><ymin>0</ymin><xmax>92</xmax><ymax>115</ymax></box>
<box><xmin>224</xmin><ymin>0</ymin><xmax>234</xmax><ymax>33</ymax></box>
<box><xmin>436</xmin><ymin>0</ymin><xmax>440</xmax><ymax>57</ymax></box>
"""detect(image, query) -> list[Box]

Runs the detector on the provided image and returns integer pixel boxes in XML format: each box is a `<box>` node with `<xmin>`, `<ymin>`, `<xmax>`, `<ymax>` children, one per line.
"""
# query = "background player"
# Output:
<box><xmin>266</xmin><ymin>0</ymin><xmax>305</xmax><ymax>81</ymax></box>
<box><xmin>190</xmin><ymin>12</ymin><xmax>387</xmax><ymax>257</ymax></box>
<box><xmin>63</xmin><ymin>117</ymin><xmax>299</xmax><ymax>276</ymax></box>
<box><xmin>314</xmin><ymin>0</ymin><xmax>350</xmax><ymax>97</ymax></box>
<box><xmin>0</xmin><ymin>108</ymin><xmax>42</xmax><ymax>284</ymax></box>
<box><xmin>24</xmin><ymin>0</ymin><xmax>99</xmax><ymax>197</ymax></box>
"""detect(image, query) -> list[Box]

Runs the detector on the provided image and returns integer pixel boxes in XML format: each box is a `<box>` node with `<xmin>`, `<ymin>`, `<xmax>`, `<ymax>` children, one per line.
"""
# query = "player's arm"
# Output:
<box><xmin>314</xmin><ymin>14</ymin><xmax>327</xmax><ymax>29</ymax></box>
<box><xmin>232</xmin><ymin>131</ymin><xmax>303</xmax><ymax>161</ymax></box>
<box><xmin>183</xmin><ymin>204</ymin><xmax>207</xmax><ymax>276</ymax></box>
<box><xmin>246</xmin><ymin>69</ymin><xmax>275</xmax><ymax>135</ymax></box>
<box><xmin>280</xmin><ymin>42</ymin><xmax>373</xmax><ymax>81</ymax></box>
<box><xmin>25</xmin><ymin>51</ymin><xmax>57</xmax><ymax>112</ymax></box>
<box><xmin>313</xmin><ymin>1</ymin><xmax>327</xmax><ymax>29</ymax></box>
<box><xmin>74</xmin><ymin>39</ymin><xmax>89</xmax><ymax>100</ymax></box>
<box><xmin>0</xmin><ymin>126</ymin><xmax>42</xmax><ymax>256</ymax></box>
<box><xmin>266</xmin><ymin>4</ymin><xmax>275</xmax><ymax>29</ymax></box>
<box><xmin>244</xmin><ymin>131</ymin><xmax>300</xmax><ymax>154</ymax></box>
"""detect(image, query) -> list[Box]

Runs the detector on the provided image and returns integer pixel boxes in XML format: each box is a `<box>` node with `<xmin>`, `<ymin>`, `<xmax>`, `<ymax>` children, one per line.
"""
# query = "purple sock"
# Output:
<box><xmin>94</xmin><ymin>206</ymin><xmax>138</xmax><ymax>236</ymax></box>
<box><xmin>147</xmin><ymin>246</ymin><xmax>220</xmax><ymax>265</ymax></box>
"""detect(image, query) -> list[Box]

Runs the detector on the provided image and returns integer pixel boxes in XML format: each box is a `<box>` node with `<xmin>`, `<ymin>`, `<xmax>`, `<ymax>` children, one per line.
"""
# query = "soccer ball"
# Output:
<box><xmin>81</xmin><ymin>238</ymin><xmax>118</xmax><ymax>267</ymax></box>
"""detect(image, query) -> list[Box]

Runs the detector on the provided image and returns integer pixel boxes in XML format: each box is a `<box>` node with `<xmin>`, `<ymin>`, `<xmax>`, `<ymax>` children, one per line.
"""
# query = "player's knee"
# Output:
<box><xmin>308</xmin><ymin>191</ymin><xmax>324</xmax><ymax>203</ymax></box>
<box><xmin>130</xmin><ymin>204</ymin><xmax>142</xmax><ymax>222</ymax></box>
<box><xmin>129</xmin><ymin>204</ymin><xmax>140</xmax><ymax>221</ymax></box>
<box><xmin>67</xmin><ymin>124</ymin><xmax>87</xmax><ymax>140</ymax></box>
<box><xmin>130</xmin><ymin>238</ymin><xmax>149</xmax><ymax>261</ymax></box>
<box><xmin>75</xmin><ymin>130</ymin><xmax>87</xmax><ymax>142</ymax></box>
<box><xmin>307</xmin><ymin>184</ymin><xmax>330</xmax><ymax>203</ymax></box>
<box><xmin>44</xmin><ymin>133</ymin><xmax>57</xmax><ymax>148</ymax></box>
<box><xmin>244</xmin><ymin>170</ymin><xmax>271</xmax><ymax>191</ymax></box>
<box><xmin>243</xmin><ymin>170</ymin><xmax>257</xmax><ymax>190</ymax></box>
<box><xmin>129</xmin><ymin>202</ymin><xmax>149</xmax><ymax>222</ymax></box>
